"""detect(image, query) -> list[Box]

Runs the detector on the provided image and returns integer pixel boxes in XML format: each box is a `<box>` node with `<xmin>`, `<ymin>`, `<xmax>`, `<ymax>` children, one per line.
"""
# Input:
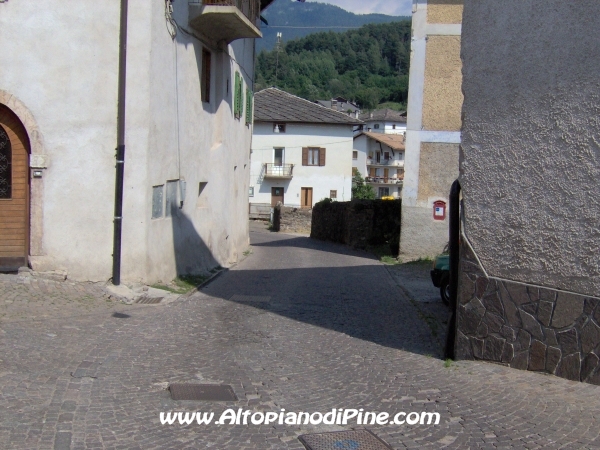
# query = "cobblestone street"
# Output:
<box><xmin>1</xmin><ymin>227</ymin><xmax>600</xmax><ymax>449</ymax></box>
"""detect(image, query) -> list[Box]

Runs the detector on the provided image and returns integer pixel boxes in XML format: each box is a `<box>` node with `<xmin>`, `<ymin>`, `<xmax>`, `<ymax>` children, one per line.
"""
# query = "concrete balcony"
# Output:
<box><xmin>366</xmin><ymin>177</ymin><xmax>404</xmax><ymax>185</ymax></box>
<box><xmin>264</xmin><ymin>164</ymin><xmax>294</xmax><ymax>179</ymax></box>
<box><xmin>189</xmin><ymin>0</ymin><xmax>262</xmax><ymax>43</ymax></box>
<box><xmin>367</xmin><ymin>159</ymin><xmax>404</xmax><ymax>168</ymax></box>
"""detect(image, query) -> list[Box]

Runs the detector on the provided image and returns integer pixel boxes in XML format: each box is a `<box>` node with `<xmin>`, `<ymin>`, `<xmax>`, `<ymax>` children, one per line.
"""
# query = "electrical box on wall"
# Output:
<box><xmin>433</xmin><ymin>200</ymin><xmax>446</xmax><ymax>221</ymax></box>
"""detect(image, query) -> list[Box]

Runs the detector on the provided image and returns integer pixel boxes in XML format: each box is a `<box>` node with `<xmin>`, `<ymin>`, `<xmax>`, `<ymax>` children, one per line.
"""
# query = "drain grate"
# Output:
<box><xmin>230</xmin><ymin>294</ymin><xmax>271</xmax><ymax>303</ymax></box>
<box><xmin>169</xmin><ymin>384</ymin><xmax>238</xmax><ymax>401</ymax></box>
<box><xmin>299</xmin><ymin>430</ymin><xmax>393</xmax><ymax>450</ymax></box>
<box><xmin>136</xmin><ymin>296</ymin><xmax>163</xmax><ymax>304</ymax></box>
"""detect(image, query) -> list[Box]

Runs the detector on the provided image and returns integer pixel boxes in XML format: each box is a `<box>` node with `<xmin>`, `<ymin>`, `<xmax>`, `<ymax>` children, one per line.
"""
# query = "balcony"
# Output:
<box><xmin>367</xmin><ymin>159</ymin><xmax>404</xmax><ymax>167</ymax></box>
<box><xmin>366</xmin><ymin>177</ymin><xmax>403</xmax><ymax>185</ymax></box>
<box><xmin>189</xmin><ymin>0</ymin><xmax>262</xmax><ymax>43</ymax></box>
<box><xmin>264</xmin><ymin>164</ymin><xmax>294</xmax><ymax>179</ymax></box>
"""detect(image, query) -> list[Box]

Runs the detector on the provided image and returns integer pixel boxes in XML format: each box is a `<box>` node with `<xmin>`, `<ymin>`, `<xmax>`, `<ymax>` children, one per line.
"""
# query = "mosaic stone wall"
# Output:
<box><xmin>455</xmin><ymin>244</ymin><xmax>600</xmax><ymax>385</ymax></box>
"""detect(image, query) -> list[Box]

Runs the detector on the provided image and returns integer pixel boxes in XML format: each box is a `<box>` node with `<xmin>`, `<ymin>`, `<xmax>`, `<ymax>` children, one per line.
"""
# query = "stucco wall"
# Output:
<box><xmin>427</xmin><ymin>0</ymin><xmax>464</xmax><ymax>24</ymax></box>
<box><xmin>0</xmin><ymin>0</ymin><xmax>254</xmax><ymax>283</ymax></box>
<box><xmin>422</xmin><ymin>36</ymin><xmax>463</xmax><ymax>131</ymax></box>
<box><xmin>416</xmin><ymin>143</ymin><xmax>459</xmax><ymax>202</ymax></box>
<box><xmin>251</xmin><ymin>122</ymin><xmax>354</xmax><ymax>207</ymax></box>
<box><xmin>460</xmin><ymin>0</ymin><xmax>600</xmax><ymax>296</ymax></box>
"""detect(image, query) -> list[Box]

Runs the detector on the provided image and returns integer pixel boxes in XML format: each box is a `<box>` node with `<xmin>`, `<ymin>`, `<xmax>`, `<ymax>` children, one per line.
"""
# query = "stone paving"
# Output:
<box><xmin>0</xmin><ymin>227</ymin><xmax>600</xmax><ymax>449</ymax></box>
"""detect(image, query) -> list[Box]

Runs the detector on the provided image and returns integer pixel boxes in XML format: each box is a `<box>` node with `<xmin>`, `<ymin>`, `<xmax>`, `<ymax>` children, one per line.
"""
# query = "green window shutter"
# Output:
<box><xmin>246</xmin><ymin>89</ymin><xmax>253</xmax><ymax>125</ymax></box>
<box><xmin>239</xmin><ymin>79</ymin><xmax>244</xmax><ymax>119</ymax></box>
<box><xmin>234</xmin><ymin>72</ymin><xmax>241</xmax><ymax>118</ymax></box>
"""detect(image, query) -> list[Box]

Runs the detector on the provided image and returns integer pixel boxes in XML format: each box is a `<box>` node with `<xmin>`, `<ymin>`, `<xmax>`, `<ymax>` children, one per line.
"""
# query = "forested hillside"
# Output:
<box><xmin>255</xmin><ymin>21</ymin><xmax>412</xmax><ymax>110</ymax></box>
<box><xmin>258</xmin><ymin>0</ymin><xmax>408</xmax><ymax>53</ymax></box>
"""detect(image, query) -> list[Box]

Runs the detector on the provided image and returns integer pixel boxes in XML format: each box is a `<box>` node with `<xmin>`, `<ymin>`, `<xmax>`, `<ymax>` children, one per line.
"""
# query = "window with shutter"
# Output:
<box><xmin>319</xmin><ymin>148</ymin><xmax>326</xmax><ymax>166</ymax></box>
<box><xmin>233</xmin><ymin>72</ymin><xmax>240</xmax><ymax>118</ymax></box>
<box><xmin>238</xmin><ymin>77</ymin><xmax>244</xmax><ymax>119</ymax></box>
<box><xmin>246</xmin><ymin>88</ymin><xmax>253</xmax><ymax>124</ymax></box>
<box><xmin>302</xmin><ymin>147</ymin><xmax>309</xmax><ymax>166</ymax></box>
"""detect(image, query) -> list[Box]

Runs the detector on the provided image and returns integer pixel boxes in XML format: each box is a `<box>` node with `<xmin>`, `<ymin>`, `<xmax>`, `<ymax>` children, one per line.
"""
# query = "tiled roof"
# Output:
<box><xmin>359</xmin><ymin>109</ymin><xmax>407</xmax><ymax>122</ymax></box>
<box><xmin>355</xmin><ymin>131</ymin><xmax>406</xmax><ymax>151</ymax></box>
<box><xmin>254</xmin><ymin>88</ymin><xmax>363</xmax><ymax>125</ymax></box>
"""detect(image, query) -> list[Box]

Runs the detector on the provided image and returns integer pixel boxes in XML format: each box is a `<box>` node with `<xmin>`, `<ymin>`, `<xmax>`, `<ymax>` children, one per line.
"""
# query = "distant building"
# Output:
<box><xmin>0</xmin><ymin>0</ymin><xmax>275</xmax><ymax>282</ymax></box>
<box><xmin>358</xmin><ymin>109</ymin><xmax>407</xmax><ymax>135</ymax></box>
<box><xmin>400</xmin><ymin>0</ymin><xmax>463</xmax><ymax>260</ymax></box>
<box><xmin>251</xmin><ymin>88</ymin><xmax>361</xmax><ymax>208</ymax></box>
<box><xmin>353</xmin><ymin>132</ymin><xmax>405</xmax><ymax>199</ymax></box>
<box><xmin>315</xmin><ymin>97</ymin><xmax>361</xmax><ymax>115</ymax></box>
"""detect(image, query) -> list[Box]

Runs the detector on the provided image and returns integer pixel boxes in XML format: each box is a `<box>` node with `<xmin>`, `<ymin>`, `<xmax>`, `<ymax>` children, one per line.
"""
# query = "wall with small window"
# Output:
<box><xmin>250</xmin><ymin>122</ymin><xmax>355</xmax><ymax>207</ymax></box>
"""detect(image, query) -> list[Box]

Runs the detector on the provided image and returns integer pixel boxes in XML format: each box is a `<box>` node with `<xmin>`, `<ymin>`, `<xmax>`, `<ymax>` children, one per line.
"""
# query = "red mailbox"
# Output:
<box><xmin>433</xmin><ymin>200</ymin><xmax>446</xmax><ymax>221</ymax></box>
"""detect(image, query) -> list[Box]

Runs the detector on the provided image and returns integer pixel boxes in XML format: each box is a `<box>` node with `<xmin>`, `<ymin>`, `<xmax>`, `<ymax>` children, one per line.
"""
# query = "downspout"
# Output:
<box><xmin>112</xmin><ymin>0</ymin><xmax>129</xmax><ymax>286</ymax></box>
<box><xmin>445</xmin><ymin>179</ymin><xmax>461</xmax><ymax>359</ymax></box>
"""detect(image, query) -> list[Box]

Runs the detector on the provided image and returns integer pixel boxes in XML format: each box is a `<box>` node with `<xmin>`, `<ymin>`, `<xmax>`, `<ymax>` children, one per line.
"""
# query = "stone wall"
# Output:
<box><xmin>455</xmin><ymin>244</ymin><xmax>600</xmax><ymax>385</ymax></box>
<box><xmin>280</xmin><ymin>207</ymin><xmax>312</xmax><ymax>235</ymax></box>
<box><xmin>311</xmin><ymin>200</ymin><xmax>401</xmax><ymax>254</ymax></box>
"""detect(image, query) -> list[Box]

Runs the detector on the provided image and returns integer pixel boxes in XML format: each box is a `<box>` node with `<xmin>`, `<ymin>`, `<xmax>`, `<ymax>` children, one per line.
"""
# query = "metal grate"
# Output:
<box><xmin>169</xmin><ymin>384</ymin><xmax>238</xmax><ymax>401</ymax></box>
<box><xmin>299</xmin><ymin>430</ymin><xmax>393</xmax><ymax>450</ymax></box>
<box><xmin>136</xmin><ymin>296</ymin><xmax>163</xmax><ymax>304</ymax></box>
<box><xmin>230</xmin><ymin>294</ymin><xmax>271</xmax><ymax>303</ymax></box>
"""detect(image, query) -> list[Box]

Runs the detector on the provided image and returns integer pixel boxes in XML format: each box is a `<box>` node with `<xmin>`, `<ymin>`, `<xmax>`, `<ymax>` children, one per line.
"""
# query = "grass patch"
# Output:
<box><xmin>368</xmin><ymin>244</ymin><xmax>400</xmax><ymax>265</ymax></box>
<box><xmin>243</xmin><ymin>248</ymin><xmax>252</xmax><ymax>257</ymax></box>
<box><xmin>151</xmin><ymin>272</ymin><xmax>218</xmax><ymax>294</ymax></box>
<box><xmin>444</xmin><ymin>358</ymin><xmax>453</xmax><ymax>368</ymax></box>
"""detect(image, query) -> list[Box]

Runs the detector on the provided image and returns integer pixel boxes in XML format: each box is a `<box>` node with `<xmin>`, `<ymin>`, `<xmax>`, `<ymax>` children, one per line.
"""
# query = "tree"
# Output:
<box><xmin>352</xmin><ymin>171</ymin><xmax>376</xmax><ymax>200</ymax></box>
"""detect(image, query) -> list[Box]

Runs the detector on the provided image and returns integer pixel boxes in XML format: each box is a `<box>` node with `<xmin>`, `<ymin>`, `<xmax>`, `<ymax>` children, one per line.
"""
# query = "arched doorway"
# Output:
<box><xmin>0</xmin><ymin>104</ymin><xmax>30</xmax><ymax>271</ymax></box>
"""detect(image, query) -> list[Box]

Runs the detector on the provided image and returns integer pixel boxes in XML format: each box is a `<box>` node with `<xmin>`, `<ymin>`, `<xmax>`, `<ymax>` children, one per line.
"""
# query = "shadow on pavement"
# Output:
<box><xmin>201</xmin><ymin>262</ymin><xmax>449</xmax><ymax>358</ymax></box>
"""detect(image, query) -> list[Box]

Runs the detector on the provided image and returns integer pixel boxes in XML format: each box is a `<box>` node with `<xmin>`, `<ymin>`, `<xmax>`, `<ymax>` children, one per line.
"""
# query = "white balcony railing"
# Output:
<box><xmin>365</xmin><ymin>177</ymin><xmax>404</xmax><ymax>185</ymax></box>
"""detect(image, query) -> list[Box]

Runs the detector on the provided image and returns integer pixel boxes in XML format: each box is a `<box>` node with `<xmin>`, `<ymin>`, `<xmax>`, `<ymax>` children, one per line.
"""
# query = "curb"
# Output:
<box><xmin>182</xmin><ymin>267</ymin><xmax>229</xmax><ymax>298</ymax></box>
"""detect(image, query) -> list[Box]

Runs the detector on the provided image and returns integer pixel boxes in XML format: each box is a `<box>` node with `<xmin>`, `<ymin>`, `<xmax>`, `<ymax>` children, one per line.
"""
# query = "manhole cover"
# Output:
<box><xmin>136</xmin><ymin>296</ymin><xmax>163</xmax><ymax>304</ymax></box>
<box><xmin>299</xmin><ymin>430</ymin><xmax>393</xmax><ymax>450</ymax></box>
<box><xmin>230</xmin><ymin>295</ymin><xmax>271</xmax><ymax>303</ymax></box>
<box><xmin>169</xmin><ymin>384</ymin><xmax>238</xmax><ymax>401</ymax></box>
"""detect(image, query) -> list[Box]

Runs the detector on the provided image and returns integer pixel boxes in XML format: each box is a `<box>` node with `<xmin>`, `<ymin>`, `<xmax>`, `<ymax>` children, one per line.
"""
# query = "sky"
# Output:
<box><xmin>305</xmin><ymin>0</ymin><xmax>412</xmax><ymax>16</ymax></box>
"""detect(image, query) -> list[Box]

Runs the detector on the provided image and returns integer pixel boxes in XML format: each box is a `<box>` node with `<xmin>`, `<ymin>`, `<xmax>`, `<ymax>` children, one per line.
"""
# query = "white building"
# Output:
<box><xmin>250</xmin><ymin>88</ymin><xmax>361</xmax><ymax>208</ymax></box>
<box><xmin>353</xmin><ymin>132</ymin><xmax>405</xmax><ymax>199</ymax></box>
<box><xmin>358</xmin><ymin>109</ymin><xmax>407</xmax><ymax>135</ymax></box>
<box><xmin>0</xmin><ymin>0</ymin><xmax>275</xmax><ymax>283</ymax></box>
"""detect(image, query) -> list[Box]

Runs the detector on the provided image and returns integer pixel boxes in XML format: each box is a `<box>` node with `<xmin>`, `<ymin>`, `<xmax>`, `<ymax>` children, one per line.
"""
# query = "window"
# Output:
<box><xmin>273</xmin><ymin>123</ymin><xmax>286</xmax><ymax>133</ymax></box>
<box><xmin>201</xmin><ymin>49</ymin><xmax>211</xmax><ymax>103</ymax></box>
<box><xmin>151</xmin><ymin>185</ymin><xmax>164</xmax><ymax>219</ymax></box>
<box><xmin>0</xmin><ymin>125</ymin><xmax>11</xmax><ymax>199</ymax></box>
<box><xmin>165</xmin><ymin>180</ymin><xmax>178</xmax><ymax>216</ymax></box>
<box><xmin>384</xmin><ymin>152</ymin><xmax>390</xmax><ymax>160</ymax></box>
<box><xmin>249</xmin><ymin>186</ymin><xmax>254</xmax><ymax>197</ymax></box>
<box><xmin>376</xmin><ymin>152</ymin><xmax>381</xmax><ymax>163</ymax></box>
<box><xmin>245</xmin><ymin>88</ymin><xmax>253</xmax><ymax>125</ymax></box>
<box><xmin>233</xmin><ymin>71</ymin><xmax>243</xmax><ymax>119</ymax></box>
<box><xmin>378</xmin><ymin>187</ymin><xmax>389</xmax><ymax>198</ymax></box>
<box><xmin>330</xmin><ymin>190</ymin><xmax>337</xmax><ymax>199</ymax></box>
<box><xmin>374</xmin><ymin>124</ymin><xmax>380</xmax><ymax>129</ymax></box>
<box><xmin>274</xmin><ymin>148</ymin><xmax>284</xmax><ymax>166</ymax></box>
<box><xmin>352</xmin><ymin>151</ymin><xmax>358</xmax><ymax>160</ymax></box>
<box><xmin>302</xmin><ymin>147</ymin><xmax>325</xmax><ymax>166</ymax></box>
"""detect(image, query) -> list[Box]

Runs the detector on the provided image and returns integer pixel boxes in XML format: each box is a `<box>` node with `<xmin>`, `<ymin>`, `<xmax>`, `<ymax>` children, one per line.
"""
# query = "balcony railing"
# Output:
<box><xmin>189</xmin><ymin>0</ymin><xmax>262</xmax><ymax>43</ymax></box>
<box><xmin>366</xmin><ymin>177</ymin><xmax>403</xmax><ymax>185</ymax></box>
<box><xmin>264</xmin><ymin>164</ymin><xmax>294</xmax><ymax>179</ymax></box>
<box><xmin>367</xmin><ymin>159</ymin><xmax>404</xmax><ymax>167</ymax></box>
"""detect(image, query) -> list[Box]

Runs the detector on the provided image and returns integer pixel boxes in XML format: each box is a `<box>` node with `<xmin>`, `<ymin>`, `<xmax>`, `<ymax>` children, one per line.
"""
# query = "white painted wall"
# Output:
<box><xmin>250</xmin><ymin>123</ymin><xmax>354</xmax><ymax>207</ymax></box>
<box><xmin>363</xmin><ymin>120</ymin><xmax>407</xmax><ymax>135</ymax></box>
<box><xmin>352</xmin><ymin>134</ymin><xmax>368</xmax><ymax>176</ymax></box>
<box><xmin>0</xmin><ymin>0</ymin><xmax>254</xmax><ymax>283</ymax></box>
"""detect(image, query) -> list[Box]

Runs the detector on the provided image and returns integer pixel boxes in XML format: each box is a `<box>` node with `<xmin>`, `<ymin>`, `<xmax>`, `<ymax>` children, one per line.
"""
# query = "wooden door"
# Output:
<box><xmin>0</xmin><ymin>105</ymin><xmax>29</xmax><ymax>270</ymax></box>
<box><xmin>301</xmin><ymin>187</ymin><xmax>313</xmax><ymax>208</ymax></box>
<box><xmin>383</xmin><ymin>168</ymin><xmax>389</xmax><ymax>183</ymax></box>
<box><xmin>271</xmin><ymin>187</ymin><xmax>284</xmax><ymax>206</ymax></box>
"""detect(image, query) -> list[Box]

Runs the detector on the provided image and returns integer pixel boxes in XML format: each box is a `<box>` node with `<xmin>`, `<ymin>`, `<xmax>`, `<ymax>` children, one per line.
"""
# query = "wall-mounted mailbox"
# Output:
<box><xmin>433</xmin><ymin>200</ymin><xmax>446</xmax><ymax>221</ymax></box>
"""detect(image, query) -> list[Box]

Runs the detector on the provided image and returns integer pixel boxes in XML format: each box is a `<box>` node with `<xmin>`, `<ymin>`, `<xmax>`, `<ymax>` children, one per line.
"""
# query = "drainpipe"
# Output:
<box><xmin>445</xmin><ymin>179</ymin><xmax>461</xmax><ymax>359</ymax></box>
<box><xmin>112</xmin><ymin>0</ymin><xmax>129</xmax><ymax>286</ymax></box>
